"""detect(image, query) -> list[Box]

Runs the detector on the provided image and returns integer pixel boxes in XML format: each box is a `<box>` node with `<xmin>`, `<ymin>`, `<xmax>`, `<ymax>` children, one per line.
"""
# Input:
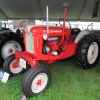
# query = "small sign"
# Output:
<box><xmin>0</xmin><ymin>70</ymin><xmax>4</xmax><ymax>80</ymax></box>
<box><xmin>20</xmin><ymin>94</ymin><xmax>27</xmax><ymax>100</ymax></box>
<box><xmin>0</xmin><ymin>70</ymin><xmax>10</xmax><ymax>83</ymax></box>
<box><xmin>19</xmin><ymin>58</ymin><xmax>26</xmax><ymax>69</ymax></box>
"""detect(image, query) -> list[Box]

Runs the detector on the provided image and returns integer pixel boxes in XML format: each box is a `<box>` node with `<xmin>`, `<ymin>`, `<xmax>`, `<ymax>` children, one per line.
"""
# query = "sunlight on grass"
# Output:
<box><xmin>0</xmin><ymin>56</ymin><xmax>100</xmax><ymax>100</ymax></box>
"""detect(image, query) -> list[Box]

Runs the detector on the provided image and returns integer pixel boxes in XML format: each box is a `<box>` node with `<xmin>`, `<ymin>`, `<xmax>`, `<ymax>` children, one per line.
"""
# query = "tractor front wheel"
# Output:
<box><xmin>22</xmin><ymin>65</ymin><xmax>51</xmax><ymax>97</ymax></box>
<box><xmin>76</xmin><ymin>34</ymin><xmax>100</xmax><ymax>69</ymax></box>
<box><xmin>3</xmin><ymin>54</ymin><xmax>25</xmax><ymax>76</ymax></box>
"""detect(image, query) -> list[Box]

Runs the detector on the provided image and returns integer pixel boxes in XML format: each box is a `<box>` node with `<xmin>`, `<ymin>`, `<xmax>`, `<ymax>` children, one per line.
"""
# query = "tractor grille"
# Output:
<box><xmin>25</xmin><ymin>32</ymin><xmax>34</xmax><ymax>53</ymax></box>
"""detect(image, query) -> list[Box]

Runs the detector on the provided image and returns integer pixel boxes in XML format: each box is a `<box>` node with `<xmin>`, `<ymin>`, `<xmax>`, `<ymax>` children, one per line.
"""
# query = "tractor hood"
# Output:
<box><xmin>24</xmin><ymin>25</ymin><xmax>71</xmax><ymax>36</ymax></box>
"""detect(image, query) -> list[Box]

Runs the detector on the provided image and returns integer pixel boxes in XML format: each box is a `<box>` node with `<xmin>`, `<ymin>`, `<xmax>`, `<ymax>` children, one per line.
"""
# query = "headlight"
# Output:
<box><xmin>43</xmin><ymin>33</ymin><xmax>48</xmax><ymax>40</ymax></box>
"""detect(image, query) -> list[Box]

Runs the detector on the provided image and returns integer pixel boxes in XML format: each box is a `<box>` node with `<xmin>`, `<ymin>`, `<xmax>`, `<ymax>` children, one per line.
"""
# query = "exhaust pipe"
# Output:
<box><xmin>46</xmin><ymin>3</ymin><xmax>50</xmax><ymax>34</ymax></box>
<box><xmin>60</xmin><ymin>3</ymin><xmax>68</xmax><ymax>43</ymax></box>
<box><xmin>43</xmin><ymin>3</ymin><xmax>50</xmax><ymax>40</ymax></box>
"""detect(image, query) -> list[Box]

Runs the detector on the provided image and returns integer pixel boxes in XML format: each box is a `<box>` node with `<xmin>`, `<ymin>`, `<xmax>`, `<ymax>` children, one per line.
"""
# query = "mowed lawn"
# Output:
<box><xmin>0</xmin><ymin>56</ymin><xmax>100</xmax><ymax>100</ymax></box>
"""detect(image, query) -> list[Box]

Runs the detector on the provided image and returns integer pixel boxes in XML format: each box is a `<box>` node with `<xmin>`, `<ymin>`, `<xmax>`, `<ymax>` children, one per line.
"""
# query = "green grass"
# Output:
<box><xmin>0</xmin><ymin>56</ymin><xmax>100</xmax><ymax>100</ymax></box>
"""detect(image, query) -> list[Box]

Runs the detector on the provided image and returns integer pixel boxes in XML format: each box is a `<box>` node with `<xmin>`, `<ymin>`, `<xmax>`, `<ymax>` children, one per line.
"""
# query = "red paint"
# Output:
<box><xmin>12</xmin><ymin>62</ymin><xmax>18</xmax><ymax>68</ymax></box>
<box><xmin>92</xmin><ymin>51</ymin><xmax>94</xmax><ymax>56</ymax></box>
<box><xmin>36</xmin><ymin>79</ymin><xmax>43</xmax><ymax>86</ymax></box>
<box><xmin>60</xmin><ymin>5</ymin><xmax>67</xmax><ymax>43</ymax></box>
<box><xmin>9</xmin><ymin>49</ymin><xmax>14</xmax><ymax>54</ymax></box>
<box><xmin>13</xmin><ymin>4</ymin><xmax>78</xmax><ymax>69</ymax></box>
<box><xmin>48</xmin><ymin>41</ymin><xmax>59</xmax><ymax>51</ymax></box>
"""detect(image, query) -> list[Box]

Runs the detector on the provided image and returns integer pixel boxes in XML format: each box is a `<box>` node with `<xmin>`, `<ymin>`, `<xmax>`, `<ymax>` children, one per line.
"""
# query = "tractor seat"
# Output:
<box><xmin>71</xmin><ymin>28</ymin><xmax>81</xmax><ymax>36</ymax></box>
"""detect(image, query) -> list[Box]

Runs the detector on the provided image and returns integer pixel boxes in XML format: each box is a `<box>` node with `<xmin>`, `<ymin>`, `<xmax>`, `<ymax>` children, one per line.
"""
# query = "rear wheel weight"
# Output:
<box><xmin>76</xmin><ymin>34</ymin><xmax>100</xmax><ymax>69</ymax></box>
<box><xmin>22</xmin><ymin>65</ymin><xmax>51</xmax><ymax>97</ymax></box>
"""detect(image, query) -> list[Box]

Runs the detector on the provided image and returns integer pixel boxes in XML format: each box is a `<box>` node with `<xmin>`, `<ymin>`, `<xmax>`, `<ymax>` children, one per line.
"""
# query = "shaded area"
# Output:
<box><xmin>0</xmin><ymin>0</ymin><xmax>99</xmax><ymax>21</ymax></box>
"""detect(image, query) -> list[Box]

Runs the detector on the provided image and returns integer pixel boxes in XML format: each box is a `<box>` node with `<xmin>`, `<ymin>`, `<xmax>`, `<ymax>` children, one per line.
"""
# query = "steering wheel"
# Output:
<box><xmin>59</xmin><ymin>18</ymin><xmax>71</xmax><ymax>29</ymax></box>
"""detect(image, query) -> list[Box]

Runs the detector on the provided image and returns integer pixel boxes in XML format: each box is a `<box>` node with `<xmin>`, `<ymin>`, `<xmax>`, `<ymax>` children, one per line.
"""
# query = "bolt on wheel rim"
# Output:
<box><xmin>87</xmin><ymin>42</ymin><xmax>98</xmax><ymax>64</ymax></box>
<box><xmin>1</xmin><ymin>41</ymin><xmax>22</xmax><ymax>59</ymax></box>
<box><xmin>31</xmin><ymin>73</ymin><xmax>48</xmax><ymax>93</ymax></box>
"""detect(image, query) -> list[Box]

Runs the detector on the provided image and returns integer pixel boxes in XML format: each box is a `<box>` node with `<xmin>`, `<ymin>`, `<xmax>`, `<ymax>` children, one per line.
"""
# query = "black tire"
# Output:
<box><xmin>22</xmin><ymin>65</ymin><xmax>51</xmax><ymax>97</ymax></box>
<box><xmin>3</xmin><ymin>54</ymin><xmax>25</xmax><ymax>76</ymax></box>
<box><xmin>0</xmin><ymin>32</ymin><xmax>24</xmax><ymax>67</ymax></box>
<box><xmin>76</xmin><ymin>34</ymin><xmax>100</xmax><ymax>69</ymax></box>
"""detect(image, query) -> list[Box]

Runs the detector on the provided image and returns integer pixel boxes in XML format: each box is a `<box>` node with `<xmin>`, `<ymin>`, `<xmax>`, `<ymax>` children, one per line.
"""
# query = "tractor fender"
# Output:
<box><xmin>74</xmin><ymin>29</ymin><xmax>90</xmax><ymax>43</ymax></box>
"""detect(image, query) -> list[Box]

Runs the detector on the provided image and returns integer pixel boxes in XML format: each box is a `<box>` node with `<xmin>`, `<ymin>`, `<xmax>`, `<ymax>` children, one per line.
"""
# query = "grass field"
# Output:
<box><xmin>0</xmin><ymin>56</ymin><xmax>100</xmax><ymax>100</ymax></box>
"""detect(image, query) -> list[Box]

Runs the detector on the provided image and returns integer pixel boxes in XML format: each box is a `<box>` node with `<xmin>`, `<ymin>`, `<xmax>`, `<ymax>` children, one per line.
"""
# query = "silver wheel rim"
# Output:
<box><xmin>1</xmin><ymin>40</ymin><xmax>22</xmax><ymax>59</ymax></box>
<box><xmin>10</xmin><ymin>59</ymin><xmax>23</xmax><ymax>74</ymax></box>
<box><xmin>87</xmin><ymin>42</ymin><xmax>98</xmax><ymax>64</ymax></box>
<box><xmin>31</xmin><ymin>73</ymin><xmax>48</xmax><ymax>93</ymax></box>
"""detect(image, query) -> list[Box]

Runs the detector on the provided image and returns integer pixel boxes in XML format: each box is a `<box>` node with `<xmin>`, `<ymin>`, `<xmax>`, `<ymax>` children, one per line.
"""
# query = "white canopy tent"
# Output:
<box><xmin>0</xmin><ymin>0</ymin><xmax>100</xmax><ymax>22</ymax></box>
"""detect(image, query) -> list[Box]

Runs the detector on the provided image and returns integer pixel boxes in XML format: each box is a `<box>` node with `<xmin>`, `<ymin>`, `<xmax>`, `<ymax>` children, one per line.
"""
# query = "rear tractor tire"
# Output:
<box><xmin>0</xmin><ymin>32</ymin><xmax>24</xmax><ymax>67</ymax></box>
<box><xmin>3</xmin><ymin>54</ymin><xmax>25</xmax><ymax>76</ymax></box>
<box><xmin>22</xmin><ymin>65</ymin><xmax>51</xmax><ymax>97</ymax></box>
<box><xmin>76</xmin><ymin>34</ymin><xmax>100</xmax><ymax>69</ymax></box>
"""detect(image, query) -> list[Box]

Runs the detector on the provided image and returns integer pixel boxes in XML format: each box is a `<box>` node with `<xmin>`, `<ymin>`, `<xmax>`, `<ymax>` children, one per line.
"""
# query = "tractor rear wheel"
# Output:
<box><xmin>76</xmin><ymin>34</ymin><xmax>100</xmax><ymax>69</ymax></box>
<box><xmin>0</xmin><ymin>32</ymin><xmax>24</xmax><ymax>67</ymax></box>
<box><xmin>22</xmin><ymin>65</ymin><xmax>51</xmax><ymax>97</ymax></box>
<box><xmin>3</xmin><ymin>54</ymin><xmax>25</xmax><ymax>76</ymax></box>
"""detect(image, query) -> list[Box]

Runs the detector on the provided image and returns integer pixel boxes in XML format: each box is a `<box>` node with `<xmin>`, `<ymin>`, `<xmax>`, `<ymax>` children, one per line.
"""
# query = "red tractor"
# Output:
<box><xmin>3</xmin><ymin>3</ymin><xmax>100</xmax><ymax>97</ymax></box>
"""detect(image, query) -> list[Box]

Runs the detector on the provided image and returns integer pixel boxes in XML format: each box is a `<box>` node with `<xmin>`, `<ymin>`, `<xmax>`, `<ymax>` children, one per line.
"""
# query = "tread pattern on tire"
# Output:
<box><xmin>22</xmin><ymin>65</ymin><xmax>51</xmax><ymax>97</ymax></box>
<box><xmin>76</xmin><ymin>33</ymin><xmax>100</xmax><ymax>69</ymax></box>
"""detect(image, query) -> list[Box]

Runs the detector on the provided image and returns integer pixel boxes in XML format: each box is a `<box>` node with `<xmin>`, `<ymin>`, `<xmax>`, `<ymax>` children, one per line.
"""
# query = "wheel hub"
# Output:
<box><xmin>10</xmin><ymin>59</ymin><xmax>23</xmax><ymax>74</ymax></box>
<box><xmin>1</xmin><ymin>41</ymin><xmax>22</xmax><ymax>59</ymax></box>
<box><xmin>87</xmin><ymin>42</ymin><xmax>98</xmax><ymax>64</ymax></box>
<box><xmin>36</xmin><ymin>79</ymin><xmax>43</xmax><ymax>86</ymax></box>
<box><xmin>12</xmin><ymin>62</ymin><xmax>18</xmax><ymax>68</ymax></box>
<box><xmin>9</xmin><ymin>48</ymin><xmax>14</xmax><ymax>54</ymax></box>
<box><xmin>31</xmin><ymin>73</ymin><xmax>48</xmax><ymax>93</ymax></box>
<box><xmin>92</xmin><ymin>50</ymin><xmax>94</xmax><ymax>56</ymax></box>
